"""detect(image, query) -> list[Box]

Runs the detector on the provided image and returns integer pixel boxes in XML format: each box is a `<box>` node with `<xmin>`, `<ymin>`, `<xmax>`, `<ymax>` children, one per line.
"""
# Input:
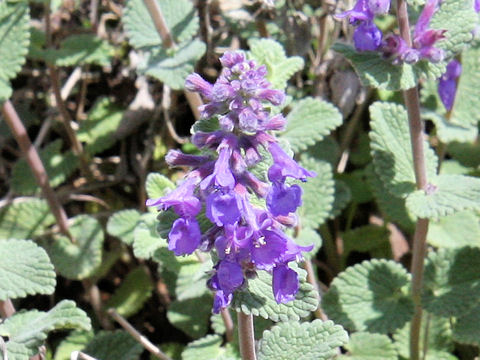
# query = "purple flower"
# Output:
<box><xmin>273</xmin><ymin>265</ymin><xmax>299</xmax><ymax>303</ymax></box>
<box><xmin>438</xmin><ymin>60</ymin><xmax>462</xmax><ymax>111</ymax></box>
<box><xmin>475</xmin><ymin>0</ymin><xmax>480</xmax><ymax>12</ymax></box>
<box><xmin>206</xmin><ymin>191</ymin><xmax>241</xmax><ymax>226</ymax></box>
<box><xmin>146</xmin><ymin>177</ymin><xmax>201</xmax><ymax>218</ymax></box>
<box><xmin>353</xmin><ymin>22</ymin><xmax>383</xmax><ymax>51</ymax></box>
<box><xmin>251</xmin><ymin>230</ymin><xmax>288</xmax><ymax>271</ymax></box>
<box><xmin>267</xmin><ymin>183</ymin><xmax>303</xmax><ymax>216</ymax></box>
<box><xmin>268</xmin><ymin>142</ymin><xmax>316</xmax><ymax>183</ymax></box>
<box><xmin>368</xmin><ymin>0</ymin><xmax>390</xmax><ymax>14</ymax></box>
<box><xmin>336</xmin><ymin>0</ymin><xmax>390</xmax><ymax>24</ymax></box>
<box><xmin>168</xmin><ymin>217</ymin><xmax>202</xmax><ymax>255</ymax></box>
<box><xmin>201</xmin><ymin>143</ymin><xmax>236</xmax><ymax>190</ymax></box>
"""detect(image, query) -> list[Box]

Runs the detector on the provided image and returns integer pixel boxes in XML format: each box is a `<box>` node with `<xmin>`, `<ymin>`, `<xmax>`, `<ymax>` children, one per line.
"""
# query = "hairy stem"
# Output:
<box><xmin>0</xmin><ymin>299</ymin><xmax>15</xmax><ymax>318</ymax></box>
<box><xmin>396</xmin><ymin>2</ymin><xmax>430</xmax><ymax>360</ymax></box>
<box><xmin>304</xmin><ymin>259</ymin><xmax>328</xmax><ymax>321</ymax></box>
<box><xmin>237</xmin><ymin>312</ymin><xmax>257</xmax><ymax>360</ymax></box>
<box><xmin>142</xmin><ymin>0</ymin><xmax>202</xmax><ymax>121</ymax></box>
<box><xmin>1</xmin><ymin>101</ymin><xmax>71</xmax><ymax>237</ymax></box>
<box><xmin>220</xmin><ymin>309</ymin><xmax>235</xmax><ymax>343</ymax></box>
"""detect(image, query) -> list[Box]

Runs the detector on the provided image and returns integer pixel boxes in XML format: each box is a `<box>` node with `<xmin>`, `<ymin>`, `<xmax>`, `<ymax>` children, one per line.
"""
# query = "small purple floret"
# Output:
<box><xmin>273</xmin><ymin>265</ymin><xmax>299</xmax><ymax>303</ymax></box>
<box><xmin>353</xmin><ymin>22</ymin><xmax>383</xmax><ymax>51</ymax></box>
<box><xmin>438</xmin><ymin>59</ymin><xmax>462</xmax><ymax>111</ymax></box>
<box><xmin>168</xmin><ymin>217</ymin><xmax>202</xmax><ymax>256</ymax></box>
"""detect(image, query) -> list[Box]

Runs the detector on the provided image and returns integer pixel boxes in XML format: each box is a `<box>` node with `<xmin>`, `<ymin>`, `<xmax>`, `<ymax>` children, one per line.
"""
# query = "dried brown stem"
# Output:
<box><xmin>237</xmin><ymin>312</ymin><xmax>256</xmax><ymax>360</ymax></box>
<box><xmin>0</xmin><ymin>299</ymin><xmax>15</xmax><ymax>318</ymax></box>
<box><xmin>304</xmin><ymin>259</ymin><xmax>328</xmax><ymax>321</ymax></box>
<box><xmin>108</xmin><ymin>309</ymin><xmax>173</xmax><ymax>360</ymax></box>
<box><xmin>1</xmin><ymin>101</ymin><xmax>70</xmax><ymax>237</ymax></box>
<box><xmin>396</xmin><ymin>2</ymin><xmax>430</xmax><ymax>360</ymax></box>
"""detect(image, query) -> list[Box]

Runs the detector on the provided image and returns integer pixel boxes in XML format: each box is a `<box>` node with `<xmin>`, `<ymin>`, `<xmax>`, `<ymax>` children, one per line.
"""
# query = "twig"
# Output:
<box><xmin>45</xmin><ymin>1</ymin><xmax>92</xmax><ymax>178</ymax></box>
<box><xmin>71</xmin><ymin>351</ymin><xmax>98</xmax><ymax>360</ymax></box>
<box><xmin>304</xmin><ymin>259</ymin><xmax>328</xmax><ymax>321</ymax></box>
<box><xmin>61</xmin><ymin>67</ymin><xmax>82</xmax><ymax>101</ymax></box>
<box><xmin>82</xmin><ymin>280</ymin><xmax>114</xmax><ymax>330</ymax></box>
<box><xmin>0</xmin><ymin>335</ymin><xmax>8</xmax><ymax>360</ymax></box>
<box><xmin>0</xmin><ymin>300</ymin><xmax>15</xmax><ymax>318</ymax></box>
<box><xmin>162</xmin><ymin>86</ymin><xmax>188</xmax><ymax>144</ymax></box>
<box><xmin>237</xmin><ymin>312</ymin><xmax>256</xmax><ymax>360</ymax></box>
<box><xmin>220</xmin><ymin>309</ymin><xmax>235</xmax><ymax>343</ymax></box>
<box><xmin>142</xmin><ymin>0</ymin><xmax>202</xmax><ymax>121</ymax></box>
<box><xmin>396</xmin><ymin>2</ymin><xmax>430</xmax><ymax>360</ymax></box>
<box><xmin>108</xmin><ymin>309</ymin><xmax>173</xmax><ymax>360</ymax></box>
<box><xmin>1</xmin><ymin>101</ymin><xmax>70</xmax><ymax>237</ymax></box>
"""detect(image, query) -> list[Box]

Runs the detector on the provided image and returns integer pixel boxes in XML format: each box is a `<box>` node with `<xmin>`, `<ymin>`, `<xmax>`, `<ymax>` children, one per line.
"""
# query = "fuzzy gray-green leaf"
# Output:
<box><xmin>257</xmin><ymin>320</ymin><xmax>348</xmax><ymax>360</ymax></box>
<box><xmin>248</xmin><ymin>38</ymin><xmax>304</xmax><ymax>90</ymax></box>
<box><xmin>340</xmin><ymin>332</ymin><xmax>397</xmax><ymax>360</ymax></box>
<box><xmin>428</xmin><ymin>210</ymin><xmax>480</xmax><ymax>248</ymax></box>
<box><xmin>46</xmin><ymin>215</ymin><xmax>104</xmax><ymax>280</ymax></box>
<box><xmin>423</xmin><ymin>246</ymin><xmax>480</xmax><ymax>317</ymax></box>
<box><xmin>406</xmin><ymin>174</ymin><xmax>480</xmax><ymax>219</ymax></box>
<box><xmin>107</xmin><ymin>209</ymin><xmax>142</xmax><ymax>245</ymax></box>
<box><xmin>232</xmin><ymin>268</ymin><xmax>318</xmax><ymax>322</ymax></box>
<box><xmin>83</xmin><ymin>330</ymin><xmax>144</xmax><ymax>360</ymax></box>
<box><xmin>369</xmin><ymin>102</ymin><xmax>438</xmax><ymax>198</ymax></box>
<box><xmin>322</xmin><ymin>259</ymin><xmax>414</xmax><ymax>333</ymax></box>
<box><xmin>282</xmin><ymin>98</ymin><xmax>342</xmax><ymax>152</ymax></box>
<box><xmin>0</xmin><ymin>199</ymin><xmax>55</xmax><ymax>240</ymax></box>
<box><xmin>0</xmin><ymin>239</ymin><xmax>56</xmax><ymax>300</ymax></box>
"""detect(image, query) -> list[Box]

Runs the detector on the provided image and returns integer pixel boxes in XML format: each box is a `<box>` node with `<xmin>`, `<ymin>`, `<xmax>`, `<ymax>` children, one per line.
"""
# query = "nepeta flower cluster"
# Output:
<box><xmin>337</xmin><ymin>0</ymin><xmax>446</xmax><ymax>64</ymax></box>
<box><xmin>147</xmin><ymin>51</ymin><xmax>314</xmax><ymax>313</ymax></box>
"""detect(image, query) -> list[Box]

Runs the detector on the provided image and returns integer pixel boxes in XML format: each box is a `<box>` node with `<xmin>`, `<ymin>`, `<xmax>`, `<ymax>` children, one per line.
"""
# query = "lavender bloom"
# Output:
<box><xmin>336</xmin><ymin>0</ymin><xmax>390</xmax><ymax>24</ymax></box>
<box><xmin>438</xmin><ymin>59</ymin><xmax>462</xmax><ymax>111</ymax></box>
<box><xmin>476</xmin><ymin>0</ymin><xmax>480</xmax><ymax>12</ymax></box>
<box><xmin>353</xmin><ymin>22</ymin><xmax>383</xmax><ymax>51</ymax></box>
<box><xmin>148</xmin><ymin>51</ymin><xmax>315</xmax><ymax>313</ymax></box>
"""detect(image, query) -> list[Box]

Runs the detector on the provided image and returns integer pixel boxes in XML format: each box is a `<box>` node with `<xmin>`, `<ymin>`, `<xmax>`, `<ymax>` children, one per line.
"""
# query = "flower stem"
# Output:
<box><xmin>237</xmin><ymin>312</ymin><xmax>257</xmax><ymax>360</ymax></box>
<box><xmin>396</xmin><ymin>2</ymin><xmax>430</xmax><ymax>360</ymax></box>
<box><xmin>1</xmin><ymin>100</ymin><xmax>71</xmax><ymax>237</ymax></box>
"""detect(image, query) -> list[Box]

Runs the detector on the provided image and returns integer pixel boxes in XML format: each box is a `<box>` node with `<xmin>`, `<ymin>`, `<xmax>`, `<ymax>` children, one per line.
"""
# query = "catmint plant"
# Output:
<box><xmin>438</xmin><ymin>59</ymin><xmax>461</xmax><ymax>110</ymax></box>
<box><xmin>147</xmin><ymin>51</ymin><xmax>314</xmax><ymax>313</ymax></box>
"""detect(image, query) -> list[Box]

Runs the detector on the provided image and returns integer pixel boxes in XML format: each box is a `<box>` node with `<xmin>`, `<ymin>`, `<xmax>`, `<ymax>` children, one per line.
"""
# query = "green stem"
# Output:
<box><xmin>396</xmin><ymin>2</ymin><xmax>431</xmax><ymax>360</ymax></box>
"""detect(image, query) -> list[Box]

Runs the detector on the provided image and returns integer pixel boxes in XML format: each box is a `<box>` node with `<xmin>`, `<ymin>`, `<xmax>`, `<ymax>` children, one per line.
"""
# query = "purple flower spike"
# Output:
<box><xmin>168</xmin><ymin>217</ymin><xmax>202</xmax><ymax>255</ymax></box>
<box><xmin>273</xmin><ymin>265</ymin><xmax>299</xmax><ymax>303</ymax></box>
<box><xmin>368</xmin><ymin>0</ymin><xmax>390</xmax><ymax>14</ymax></box>
<box><xmin>438</xmin><ymin>60</ymin><xmax>462</xmax><ymax>111</ymax></box>
<box><xmin>206</xmin><ymin>191</ymin><xmax>241</xmax><ymax>226</ymax></box>
<box><xmin>268</xmin><ymin>142</ymin><xmax>316</xmax><ymax>183</ymax></box>
<box><xmin>267</xmin><ymin>183</ymin><xmax>303</xmax><ymax>216</ymax></box>
<box><xmin>353</xmin><ymin>22</ymin><xmax>383</xmax><ymax>51</ymax></box>
<box><xmin>251</xmin><ymin>230</ymin><xmax>288</xmax><ymax>270</ymax></box>
<box><xmin>475</xmin><ymin>0</ymin><xmax>480</xmax><ymax>12</ymax></box>
<box><xmin>185</xmin><ymin>73</ymin><xmax>213</xmax><ymax>98</ymax></box>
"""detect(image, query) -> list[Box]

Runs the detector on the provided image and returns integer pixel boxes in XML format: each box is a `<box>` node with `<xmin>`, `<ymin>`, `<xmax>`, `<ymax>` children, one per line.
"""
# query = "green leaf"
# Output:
<box><xmin>141</xmin><ymin>39</ymin><xmax>206</xmax><ymax>90</ymax></box>
<box><xmin>452</xmin><ymin>303</ymin><xmax>480</xmax><ymax>346</ymax></box>
<box><xmin>77</xmin><ymin>98</ymin><xmax>124</xmax><ymax>155</ymax></box>
<box><xmin>305</xmin><ymin>136</ymin><xmax>340</xmax><ymax>167</ymax></box>
<box><xmin>369</xmin><ymin>102</ymin><xmax>438</xmax><ymax>197</ymax></box>
<box><xmin>106</xmin><ymin>266</ymin><xmax>153</xmax><ymax>318</ymax></box>
<box><xmin>11</xmin><ymin>140</ymin><xmax>78</xmax><ymax>195</ymax></box>
<box><xmin>339</xmin><ymin>332</ymin><xmax>397</xmax><ymax>360</ymax></box>
<box><xmin>0</xmin><ymin>198</ymin><xmax>55</xmax><ymax>240</ymax></box>
<box><xmin>429</xmin><ymin>0</ymin><xmax>477</xmax><ymax>57</ymax></box>
<box><xmin>337</xmin><ymin>170</ymin><xmax>374</xmax><ymax>204</ymax></box>
<box><xmin>133</xmin><ymin>213</ymin><xmax>165</xmax><ymax>259</ymax></box>
<box><xmin>394</xmin><ymin>315</ymin><xmax>456</xmax><ymax>360</ymax></box>
<box><xmin>83</xmin><ymin>330</ymin><xmax>144</xmax><ymax>360</ymax></box>
<box><xmin>44</xmin><ymin>34</ymin><xmax>114</xmax><ymax>67</ymax></box>
<box><xmin>406</xmin><ymin>174</ymin><xmax>480</xmax><ymax>219</ymax></box>
<box><xmin>210</xmin><ymin>309</ymin><xmax>273</xmax><ymax>339</ymax></box>
<box><xmin>232</xmin><ymin>267</ymin><xmax>318</xmax><ymax>322</ymax></box>
<box><xmin>181</xmin><ymin>334</ymin><xmax>239</xmax><ymax>360</ymax></box>
<box><xmin>145</xmin><ymin>172</ymin><xmax>175</xmax><ymax>199</ymax></box>
<box><xmin>297</xmin><ymin>157</ymin><xmax>335</xmax><ymax>229</ymax></box>
<box><xmin>0</xmin><ymin>78</ymin><xmax>12</xmax><ymax>102</ymax></box>
<box><xmin>447</xmin><ymin>141</ymin><xmax>480</xmax><ymax>168</ymax></box>
<box><xmin>167</xmin><ymin>294</ymin><xmax>212</xmax><ymax>339</ymax></box>
<box><xmin>0</xmin><ymin>1</ymin><xmax>30</xmax><ymax>82</ymax></box>
<box><xmin>191</xmin><ymin>116</ymin><xmax>220</xmax><ymax>134</ymax></box>
<box><xmin>174</xmin><ymin>258</ymin><xmax>212</xmax><ymax>301</ymax></box>
<box><xmin>53</xmin><ymin>330</ymin><xmax>94</xmax><ymax>360</ymax></box>
<box><xmin>0</xmin><ymin>300</ymin><xmax>91</xmax><ymax>360</ymax></box>
<box><xmin>123</xmin><ymin>0</ymin><xmax>199</xmax><ymax>48</ymax></box>
<box><xmin>46</xmin><ymin>215</ymin><xmax>104</xmax><ymax>280</ymax></box>
<box><xmin>281</xmin><ymin>98</ymin><xmax>342</xmax><ymax>152</ymax></box>
<box><xmin>365</xmin><ymin>165</ymin><xmax>415</xmax><ymax>230</ymax></box>
<box><xmin>422</xmin><ymin>110</ymin><xmax>478</xmax><ymax>143</ymax></box>
<box><xmin>0</xmin><ymin>239</ymin><xmax>55</xmax><ymax>300</ymax></box>
<box><xmin>257</xmin><ymin>320</ymin><xmax>348</xmax><ymax>360</ymax></box>
<box><xmin>322</xmin><ymin>259</ymin><xmax>414</xmax><ymax>333</ymax></box>
<box><xmin>428</xmin><ymin>210</ymin><xmax>480</xmax><ymax>248</ymax></box>
<box><xmin>342</xmin><ymin>225</ymin><xmax>392</xmax><ymax>267</ymax></box>
<box><xmin>333</xmin><ymin>43</ymin><xmax>444</xmax><ymax>91</ymax></box>
<box><xmin>107</xmin><ymin>209</ymin><xmax>142</xmax><ymax>245</ymax></box>
<box><xmin>330</xmin><ymin>179</ymin><xmax>352</xmax><ymax>219</ymax></box>
<box><xmin>423</xmin><ymin>246</ymin><xmax>480</xmax><ymax>317</ymax></box>
<box><xmin>248</xmin><ymin>38</ymin><xmax>304</xmax><ymax>90</ymax></box>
